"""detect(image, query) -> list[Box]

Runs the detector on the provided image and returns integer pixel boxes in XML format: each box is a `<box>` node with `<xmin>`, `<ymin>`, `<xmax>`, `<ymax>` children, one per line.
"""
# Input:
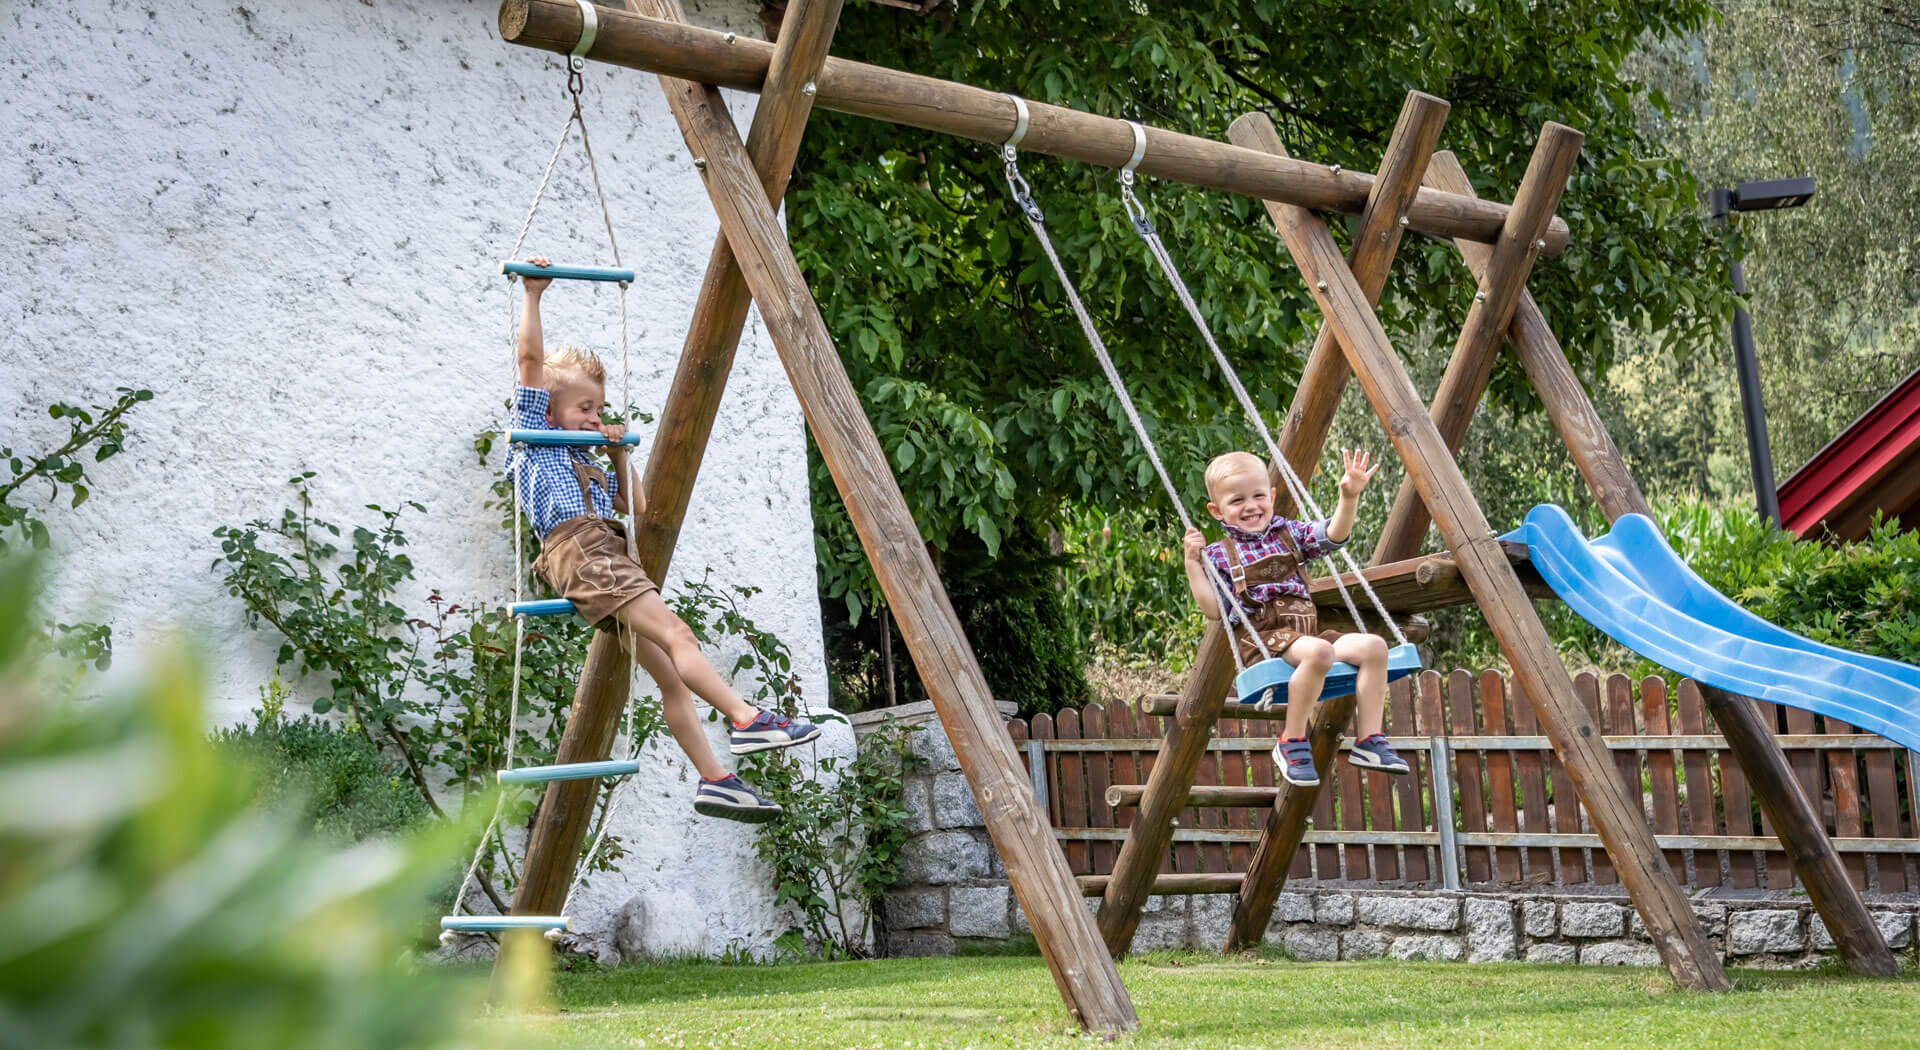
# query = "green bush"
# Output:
<box><xmin>211</xmin><ymin>678</ymin><xmax>430</xmax><ymax>845</ymax></box>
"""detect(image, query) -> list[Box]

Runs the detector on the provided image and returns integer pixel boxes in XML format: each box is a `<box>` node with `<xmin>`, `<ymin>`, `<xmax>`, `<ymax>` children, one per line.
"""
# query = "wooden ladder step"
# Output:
<box><xmin>1076</xmin><ymin>873</ymin><xmax>1244</xmax><ymax>896</ymax></box>
<box><xmin>1105</xmin><ymin>784</ymin><xmax>1277</xmax><ymax>808</ymax></box>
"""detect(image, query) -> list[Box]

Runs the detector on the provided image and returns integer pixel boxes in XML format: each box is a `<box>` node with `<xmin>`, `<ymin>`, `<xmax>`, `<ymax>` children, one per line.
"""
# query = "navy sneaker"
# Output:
<box><xmin>728</xmin><ymin>709</ymin><xmax>822</xmax><ymax>755</ymax></box>
<box><xmin>1275</xmin><ymin>738</ymin><xmax>1320</xmax><ymax>787</ymax></box>
<box><xmin>693</xmin><ymin>774</ymin><xmax>782</xmax><ymax>823</ymax></box>
<box><xmin>1348</xmin><ymin>733</ymin><xmax>1411</xmax><ymax>774</ymax></box>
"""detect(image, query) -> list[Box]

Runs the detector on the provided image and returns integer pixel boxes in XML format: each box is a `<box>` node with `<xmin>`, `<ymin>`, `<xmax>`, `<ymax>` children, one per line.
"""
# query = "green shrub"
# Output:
<box><xmin>211</xmin><ymin>678</ymin><xmax>430</xmax><ymax>845</ymax></box>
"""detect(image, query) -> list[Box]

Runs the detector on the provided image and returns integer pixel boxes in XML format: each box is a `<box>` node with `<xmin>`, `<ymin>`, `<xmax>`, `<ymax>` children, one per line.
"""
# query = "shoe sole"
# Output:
<box><xmin>1280</xmin><ymin>770</ymin><xmax>1321</xmax><ymax>788</ymax></box>
<box><xmin>1347</xmin><ymin>753</ymin><xmax>1411</xmax><ymax>775</ymax></box>
<box><xmin>729</xmin><ymin>725</ymin><xmax>823</xmax><ymax>756</ymax></box>
<box><xmin>694</xmin><ymin>799</ymin><xmax>783</xmax><ymax>824</ymax></box>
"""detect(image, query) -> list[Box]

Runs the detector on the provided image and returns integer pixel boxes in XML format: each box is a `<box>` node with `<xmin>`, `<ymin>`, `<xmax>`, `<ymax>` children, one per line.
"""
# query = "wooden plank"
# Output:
<box><xmin>1365</xmin><ymin>715</ymin><xmax>1402</xmax><ymax>883</ymax></box>
<box><xmin>1083</xmin><ymin>703</ymin><xmax>1117</xmax><ymax>876</ymax></box>
<box><xmin>1370</xmin><ymin>127</ymin><xmax>1585</xmax><ymax>565</ymax></box>
<box><xmin>1510</xmin><ymin>678</ymin><xmax>1553</xmax><ymax>884</ymax></box>
<box><xmin>1862</xmin><ymin>735</ymin><xmax>1905</xmax><ymax>892</ymax></box>
<box><xmin>1263</xmin><ymin>91</ymin><xmax>1452</xmax><ymax>518</ymax></box>
<box><xmin>1061</xmin><ymin>826</ymin><xmax>1920</xmax><ymax>853</ymax></box>
<box><xmin>1106</xmin><ymin>784</ymin><xmax>1281</xmax><ymax>808</ymax></box>
<box><xmin>1750</xmin><ymin>701</ymin><xmax>1793</xmax><ymax>890</ymax></box>
<box><xmin>1389</xmin><ymin>677</ymin><xmax>1430</xmax><ymax>883</ymax></box>
<box><xmin>1192</xmin><ymin>714</ymin><xmax>1229</xmax><ymax>875</ymax></box>
<box><xmin>1639</xmin><ymin>677</ymin><xmax>1687</xmax><ymax>881</ymax></box>
<box><xmin>1337</xmin><ymin>724</ymin><xmax>1371</xmax><ymax>882</ymax></box>
<box><xmin>499</xmin><ymin>3</ymin><xmax>1565</xmax><ymax>252</ymax></box>
<box><xmin>1413</xmin><ymin>670</ymin><xmax>1450</xmax><ymax>882</ymax></box>
<box><xmin>1032</xmin><ymin>713</ymin><xmax>1059</xmax><ymax>830</ymax></box>
<box><xmin>1313</xmin><ymin>544</ymin><xmax>1552</xmax><ymax>617</ymax></box>
<box><xmin>1219</xmin><ymin>717</ymin><xmax>1254</xmax><ymax>871</ymax></box>
<box><xmin>1606</xmin><ymin>675</ymin><xmax>1643</xmax><ymax>829</ymax></box>
<box><xmin>1078</xmin><ymin>873</ymin><xmax>1244</xmax><ymax>896</ymax></box>
<box><xmin>1674</xmin><ymin>681</ymin><xmax>1722</xmax><ymax>888</ymax></box>
<box><xmin>1824</xmin><ymin>715</ymin><xmax>1869</xmax><ymax>891</ymax></box>
<box><xmin>1449</xmin><ymin>669</ymin><xmax>1491</xmax><ymax>884</ymax></box>
<box><xmin>1312</xmin><ymin>728</ymin><xmax>1342</xmax><ymax>878</ymax></box>
<box><xmin>1715</xmin><ymin>694</ymin><xmax>1760</xmax><ymax>889</ymax></box>
<box><xmin>1571</xmin><ymin>673</ymin><xmax>1614</xmax><ymax>886</ymax></box>
<box><xmin>1481</xmin><ymin>670</ymin><xmax>1522</xmax><ymax>883</ymax></box>
<box><xmin>1784</xmin><ymin>703</ymin><xmax>1824</xmax><ymax>888</ymax></box>
<box><xmin>1702</xmin><ymin>684</ymin><xmax>1899</xmax><ymax>976</ymax></box>
<box><xmin>1056</xmin><ymin>708</ymin><xmax>1090</xmax><ymax>876</ymax></box>
<box><xmin>627</xmin><ymin>0</ymin><xmax>844</xmax><ymax>579</ymax></box>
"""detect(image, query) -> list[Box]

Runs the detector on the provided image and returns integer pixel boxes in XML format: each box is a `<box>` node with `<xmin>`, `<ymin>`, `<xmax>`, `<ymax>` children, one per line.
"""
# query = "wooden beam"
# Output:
<box><xmin>1232</xmin><ymin>109</ymin><xmax>1728</xmax><ymax>991</ymax></box>
<box><xmin>631</xmin><ymin>4</ymin><xmax>1135</xmax><ymax>1028</ymax></box>
<box><xmin>1211</xmin><ymin>102</ymin><xmax>1444</xmax><ymax>956</ymax></box>
<box><xmin>632</xmin><ymin>0</ymin><xmax>844</xmax><ymax>579</ymax></box>
<box><xmin>1309</xmin><ymin>541</ymin><xmax>1548</xmax><ymax>616</ymax></box>
<box><xmin>1078</xmin><ymin>873</ymin><xmax>1243</xmax><ymax>896</ymax></box>
<box><xmin>497</xmin><ymin>0</ymin><xmax>1567</xmax><ymax>253</ymax></box>
<box><xmin>490</xmin><ymin>625</ymin><xmax>630</xmax><ymax>994</ymax></box>
<box><xmin>1370</xmin><ymin>131</ymin><xmax>1584</xmax><ymax>565</ymax></box>
<box><xmin>1431</xmin><ymin>155</ymin><xmax>1896</xmax><ymax>979</ymax></box>
<box><xmin>1268</xmin><ymin>93</ymin><xmax>1450</xmax><ymax>517</ymax></box>
<box><xmin>1105</xmin><ymin>784</ymin><xmax>1278</xmax><ymax>808</ymax></box>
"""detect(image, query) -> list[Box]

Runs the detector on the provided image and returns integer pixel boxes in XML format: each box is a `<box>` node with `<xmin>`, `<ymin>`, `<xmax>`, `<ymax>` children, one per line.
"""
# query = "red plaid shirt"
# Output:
<box><xmin>1201</xmin><ymin>515</ymin><xmax>1343</xmax><ymax>621</ymax></box>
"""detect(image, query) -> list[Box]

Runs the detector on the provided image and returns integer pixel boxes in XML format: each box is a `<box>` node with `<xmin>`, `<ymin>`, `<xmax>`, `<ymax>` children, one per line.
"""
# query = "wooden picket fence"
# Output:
<box><xmin>1009</xmin><ymin>670</ymin><xmax>1920</xmax><ymax>893</ymax></box>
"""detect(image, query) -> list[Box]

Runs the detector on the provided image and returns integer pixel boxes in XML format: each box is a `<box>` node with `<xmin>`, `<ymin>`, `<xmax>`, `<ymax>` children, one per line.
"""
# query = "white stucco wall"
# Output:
<box><xmin>3</xmin><ymin>0</ymin><xmax>847</xmax><ymax>959</ymax></box>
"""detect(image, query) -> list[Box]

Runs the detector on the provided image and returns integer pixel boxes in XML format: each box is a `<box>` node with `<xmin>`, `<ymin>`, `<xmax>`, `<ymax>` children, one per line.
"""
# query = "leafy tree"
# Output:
<box><xmin>790</xmin><ymin>0</ymin><xmax>1730</xmax><ymax>667</ymax></box>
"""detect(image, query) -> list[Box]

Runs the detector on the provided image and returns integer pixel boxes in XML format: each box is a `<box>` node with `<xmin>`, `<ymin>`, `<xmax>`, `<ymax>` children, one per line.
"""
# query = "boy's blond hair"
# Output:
<box><xmin>1204</xmin><ymin>451</ymin><xmax>1269</xmax><ymax>501</ymax></box>
<box><xmin>543</xmin><ymin>345</ymin><xmax>606</xmax><ymax>391</ymax></box>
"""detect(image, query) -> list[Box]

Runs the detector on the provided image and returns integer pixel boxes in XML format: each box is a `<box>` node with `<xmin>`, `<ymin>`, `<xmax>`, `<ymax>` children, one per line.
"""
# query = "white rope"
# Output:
<box><xmin>1117</xmin><ymin>165</ymin><xmax>1409</xmax><ymax>649</ymax></box>
<box><xmin>999</xmin><ymin>118</ymin><xmax>1262</xmax><ymax>671</ymax></box>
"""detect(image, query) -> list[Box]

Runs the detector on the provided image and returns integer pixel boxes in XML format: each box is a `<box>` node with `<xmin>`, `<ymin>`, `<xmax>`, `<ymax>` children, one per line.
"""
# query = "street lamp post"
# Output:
<box><xmin>1708</xmin><ymin>177</ymin><xmax>1814</xmax><ymax>527</ymax></box>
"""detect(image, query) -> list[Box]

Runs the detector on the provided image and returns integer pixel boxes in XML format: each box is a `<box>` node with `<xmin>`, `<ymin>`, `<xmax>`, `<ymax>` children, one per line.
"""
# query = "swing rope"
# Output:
<box><xmin>446</xmin><ymin>34</ymin><xmax>644</xmax><ymax>939</ymax></box>
<box><xmin>998</xmin><ymin>98</ymin><xmax>1265</xmax><ymax>675</ymax></box>
<box><xmin>1113</xmin><ymin>121</ymin><xmax>1410</xmax><ymax>651</ymax></box>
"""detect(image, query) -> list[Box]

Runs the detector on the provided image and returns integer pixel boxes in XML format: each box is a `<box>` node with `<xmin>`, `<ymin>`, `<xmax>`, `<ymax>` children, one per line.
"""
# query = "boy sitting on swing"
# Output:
<box><xmin>508</xmin><ymin>256</ymin><xmax>818</xmax><ymax>823</ymax></box>
<box><xmin>1182</xmin><ymin>449</ymin><xmax>1409</xmax><ymax>787</ymax></box>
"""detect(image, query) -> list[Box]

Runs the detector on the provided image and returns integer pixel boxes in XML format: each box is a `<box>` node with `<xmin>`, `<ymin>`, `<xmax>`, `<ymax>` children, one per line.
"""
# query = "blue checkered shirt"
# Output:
<box><xmin>506</xmin><ymin>386</ymin><xmax>618</xmax><ymax>539</ymax></box>
<box><xmin>1202</xmin><ymin>515</ymin><xmax>1343</xmax><ymax>623</ymax></box>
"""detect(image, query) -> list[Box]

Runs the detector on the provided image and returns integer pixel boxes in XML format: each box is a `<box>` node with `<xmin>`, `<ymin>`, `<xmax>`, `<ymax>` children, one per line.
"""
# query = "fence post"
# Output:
<box><xmin>1429</xmin><ymin>735</ymin><xmax>1462</xmax><ymax>891</ymax></box>
<box><xmin>1028</xmin><ymin>738</ymin><xmax>1049</xmax><ymax>822</ymax></box>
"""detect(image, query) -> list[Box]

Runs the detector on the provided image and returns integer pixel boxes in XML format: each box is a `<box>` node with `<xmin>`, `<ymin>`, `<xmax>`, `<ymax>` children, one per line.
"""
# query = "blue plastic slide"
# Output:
<box><xmin>1501</xmin><ymin>504</ymin><xmax>1920</xmax><ymax>753</ymax></box>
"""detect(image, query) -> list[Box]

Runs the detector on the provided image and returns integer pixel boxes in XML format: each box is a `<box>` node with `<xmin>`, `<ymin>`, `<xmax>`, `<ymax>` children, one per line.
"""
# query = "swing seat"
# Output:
<box><xmin>510</xmin><ymin>598</ymin><xmax>577</xmax><ymax>617</ymax></box>
<box><xmin>440</xmin><ymin>915</ymin><xmax>570</xmax><ymax>932</ymax></box>
<box><xmin>499</xmin><ymin>259</ymin><xmax>634</xmax><ymax>284</ymax></box>
<box><xmin>498</xmin><ymin>759</ymin><xmax>641</xmax><ymax>785</ymax></box>
<box><xmin>1233</xmin><ymin>642</ymin><xmax>1423</xmax><ymax>709</ymax></box>
<box><xmin>509</xmin><ymin>429</ymin><xmax>641</xmax><ymax>447</ymax></box>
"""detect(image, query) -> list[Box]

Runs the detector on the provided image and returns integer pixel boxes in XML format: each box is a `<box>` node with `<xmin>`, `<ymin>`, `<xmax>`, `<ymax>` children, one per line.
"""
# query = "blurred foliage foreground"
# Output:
<box><xmin>0</xmin><ymin>557</ymin><xmax>481</xmax><ymax>1050</ymax></box>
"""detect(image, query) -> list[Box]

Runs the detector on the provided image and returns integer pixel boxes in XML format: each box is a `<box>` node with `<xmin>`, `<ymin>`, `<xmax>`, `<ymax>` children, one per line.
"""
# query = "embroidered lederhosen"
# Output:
<box><xmin>1221</xmin><ymin>527</ymin><xmax>1334</xmax><ymax>665</ymax></box>
<box><xmin>530</xmin><ymin>454</ymin><xmax>658</xmax><ymax>627</ymax></box>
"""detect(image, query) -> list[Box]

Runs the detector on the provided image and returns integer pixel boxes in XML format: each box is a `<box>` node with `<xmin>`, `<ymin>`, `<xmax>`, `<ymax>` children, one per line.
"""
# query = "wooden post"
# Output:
<box><xmin>1431</xmin><ymin>155</ymin><xmax>1897</xmax><ymax>978</ymax></box>
<box><xmin>1369</xmin><ymin>129</ymin><xmax>1584</xmax><ymax>565</ymax></box>
<box><xmin>492</xmin><ymin>0</ymin><xmax>843</xmax><ymax>993</ymax></box>
<box><xmin>1209</xmin><ymin>96</ymin><xmax>1448</xmax><ymax>955</ymax></box>
<box><xmin>625</xmin><ymin>9</ymin><xmax>1134</xmax><ymax>1029</ymax></box>
<box><xmin>490</xmin><ymin>626</ymin><xmax>630</xmax><ymax>993</ymax></box>
<box><xmin>630</xmin><ymin>0</ymin><xmax>844</xmax><ymax>579</ymax></box>
<box><xmin>495</xmin><ymin>0</ymin><xmax>1567</xmax><ymax>252</ymax></box>
<box><xmin>1233</xmin><ymin>109</ymin><xmax>1728</xmax><ymax>991</ymax></box>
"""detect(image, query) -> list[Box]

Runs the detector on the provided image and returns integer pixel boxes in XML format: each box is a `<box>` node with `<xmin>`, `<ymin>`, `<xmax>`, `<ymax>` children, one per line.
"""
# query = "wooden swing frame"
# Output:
<box><xmin>490</xmin><ymin>0</ymin><xmax>1899</xmax><ymax>1033</ymax></box>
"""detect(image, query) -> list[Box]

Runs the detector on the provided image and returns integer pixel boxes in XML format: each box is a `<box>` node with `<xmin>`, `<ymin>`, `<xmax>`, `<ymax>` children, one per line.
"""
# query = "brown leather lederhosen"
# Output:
<box><xmin>530</xmin><ymin>455</ymin><xmax>658</xmax><ymax>628</ymax></box>
<box><xmin>1221</xmin><ymin>527</ymin><xmax>1336</xmax><ymax>665</ymax></box>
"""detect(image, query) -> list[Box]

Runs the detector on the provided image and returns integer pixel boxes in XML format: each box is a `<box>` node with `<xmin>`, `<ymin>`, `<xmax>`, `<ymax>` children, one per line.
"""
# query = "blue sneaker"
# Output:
<box><xmin>1348</xmin><ymin>733</ymin><xmax>1411</xmax><ymax>774</ymax></box>
<box><xmin>693</xmin><ymin>774</ymin><xmax>782</xmax><ymax>823</ymax></box>
<box><xmin>728</xmin><ymin>710</ymin><xmax>822</xmax><ymax>755</ymax></box>
<box><xmin>1275</xmin><ymin>738</ymin><xmax>1319</xmax><ymax>787</ymax></box>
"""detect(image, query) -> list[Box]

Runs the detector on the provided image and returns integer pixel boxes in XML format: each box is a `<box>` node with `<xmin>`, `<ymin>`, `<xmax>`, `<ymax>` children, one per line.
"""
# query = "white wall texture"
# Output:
<box><xmin>2</xmin><ymin>0</ymin><xmax>848</xmax><ymax>960</ymax></box>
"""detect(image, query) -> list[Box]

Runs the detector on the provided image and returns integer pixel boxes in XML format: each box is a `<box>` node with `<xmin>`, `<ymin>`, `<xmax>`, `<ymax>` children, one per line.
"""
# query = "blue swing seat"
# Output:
<box><xmin>440</xmin><ymin>915</ymin><xmax>569</xmax><ymax>933</ymax></box>
<box><xmin>508</xmin><ymin>429</ymin><xmax>641</xmax><ymax>447</ymax></box>
<box><xmin>1233</xmin><ymin>642</ymin><xmax>1423</xmax><ymax>710</ymax></box>
<box><xmin>499</xmin><ymin>259</ymin><xmax>634</xmax><ymax>284</ymax></box>
<box><xmin>510</xmin><ymin>598</ymin><xmax>578</xmax><ymax>618</ymax></box>
<box><xmin>497</xmin><ymin>759</ymin><xmax>641</xmax><ymax>785</ymax></box>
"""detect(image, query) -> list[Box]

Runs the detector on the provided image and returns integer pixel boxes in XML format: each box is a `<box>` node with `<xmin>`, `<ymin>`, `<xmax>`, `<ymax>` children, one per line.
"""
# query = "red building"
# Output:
<box><xmin>1776</xmin><ymin>365</ymin><xmax>1920</xmax><ymax>541</ymax></box>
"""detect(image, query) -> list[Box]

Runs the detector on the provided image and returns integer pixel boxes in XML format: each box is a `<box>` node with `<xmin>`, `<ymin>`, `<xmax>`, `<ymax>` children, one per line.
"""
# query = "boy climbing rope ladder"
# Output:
<box><xmin>1182</xmin><ymin>449</ymin><xmax>1410</xmax><ymax>788</ymax></box>
<box><xmin>509</xmin><ymin>255</ymin><xmax>818</xmax><ymax>823</ymax></box>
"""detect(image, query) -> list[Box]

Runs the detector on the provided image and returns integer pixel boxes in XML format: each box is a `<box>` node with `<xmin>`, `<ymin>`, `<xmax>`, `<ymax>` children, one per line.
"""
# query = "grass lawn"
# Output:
<box><xmin>496</xmin><ymin>951</ymin><xmax>1920</xmax><ymax>1049</ymax></box>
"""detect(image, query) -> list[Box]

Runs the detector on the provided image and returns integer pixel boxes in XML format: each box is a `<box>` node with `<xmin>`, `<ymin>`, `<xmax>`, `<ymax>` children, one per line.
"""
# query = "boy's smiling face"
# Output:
<box><xmin>545</xmin><ymin>374</ymin><xmax>607</xmax><ymax>433</ymax></box>
<box><xmin>1207</xmin><ymin>465</ymin><xmax>1276</xmax><ymax>532</ymax></box>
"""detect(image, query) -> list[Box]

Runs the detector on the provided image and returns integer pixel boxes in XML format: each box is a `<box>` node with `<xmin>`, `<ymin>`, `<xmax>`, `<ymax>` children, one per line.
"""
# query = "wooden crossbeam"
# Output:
<box><xmin>497</xmin><ymin>1</ymin><xmax>1566</xmax><ymax>252</ymax></box>
<box><xmin>1429</xmin><ymin>155</ymin><xmax>1897</xmax><ymax>979</ymax></box>
<box><xmin>613</xmin><ymin>0</ymin><xmax>1135</xmax><ymax>1029</ymax></box>
<box><xmin>1237</xmin><ymin>108</ymin><xmax>1727</xmax><ymax>990</ymax></box>
<box><xmin>1370</xmin><ymin>130</ymin><xmax>1584</xmax><ymax>565</ymax></box>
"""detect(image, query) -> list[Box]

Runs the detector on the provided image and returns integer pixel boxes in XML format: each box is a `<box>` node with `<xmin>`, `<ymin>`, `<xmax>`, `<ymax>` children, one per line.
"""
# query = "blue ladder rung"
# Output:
<box><xmin>1234</xmin><ymin>642</ymin><xmax>1423</xmax><ymax>709</ymax></box>
<box><xmin>500</xmin><ymin>259</ymin><xmax>634</xmax><ymax>284</ymax></box>
<box><xmin>498</xmin><ymin>759</ymin><xmax>641</xmax><ymax>785</ymax></box>
<box><xmin>510</xmin><ymin>599</ymin><xmax>577</xmax><ymax>618</ymax></box>
<box><xmin>508</xmin><ymin>429</ymin><xmax>640</xmax><ymax>447</ymax></box>
<box><xmin>440</xmin><ymin>915</ymin><xmax>570</xmax><ymax>932</ymax></box>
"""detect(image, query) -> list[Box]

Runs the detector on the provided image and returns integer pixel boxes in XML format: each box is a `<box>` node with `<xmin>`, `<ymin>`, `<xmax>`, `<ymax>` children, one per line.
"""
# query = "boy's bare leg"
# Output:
<box><xmin>1279</xmin><ymin>638</ymin><xmax>1332</xmax><ymax>739</ymax></box>
<box><xmin>1333</xmin><ymin>633</ymin><xmax>1391</xmax><ymax>738</ymax></box>
<box><xmin>612</xmin><ymin>591</ymin><xmax>760</xmax><ymax>725</ymax></box>
<box><xmin>625</xmin><ymin>629</ymin><xmax>729</xmax><ymax>781</ymax></box>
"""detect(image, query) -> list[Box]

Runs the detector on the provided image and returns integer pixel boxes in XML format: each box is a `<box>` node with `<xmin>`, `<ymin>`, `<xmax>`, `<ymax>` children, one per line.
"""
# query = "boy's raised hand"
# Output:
<box><xmin>521</xmin><ymin>254</ymin><xmax>554</xmax><ymax>296</ymax></box>
<box><xmin>1338</xmin><ymin>447</ymin><xmax>1380</xmax><ymax>498</ymax></box>
<box><xmin>1182</xmin><ymin>527</ymin><xmax>1207</xmax><ymax>563</ymax></box>
<box><xmin>598</xmin><ymin>422</ymin><xmax>627</xmax><ymax>445</ymax></box>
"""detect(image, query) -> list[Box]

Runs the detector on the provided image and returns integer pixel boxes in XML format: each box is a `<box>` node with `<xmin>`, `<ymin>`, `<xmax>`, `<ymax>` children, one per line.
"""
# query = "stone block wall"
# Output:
<box><xmin>863</xmin><ymin>713</ymin><xmax>1920</xmax><ymax>969</ymax></box>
